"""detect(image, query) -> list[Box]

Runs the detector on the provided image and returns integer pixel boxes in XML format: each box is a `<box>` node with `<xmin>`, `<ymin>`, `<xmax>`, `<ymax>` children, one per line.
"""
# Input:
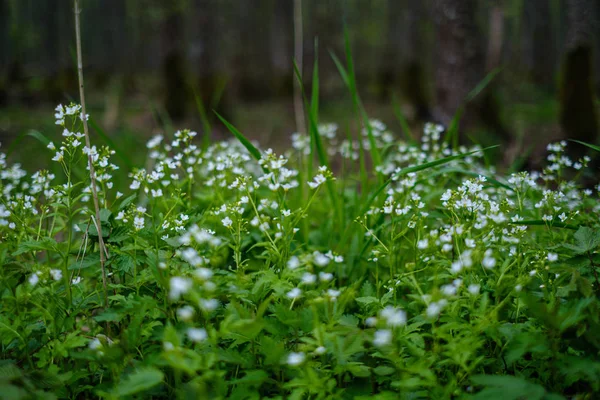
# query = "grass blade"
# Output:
<box><xmin>214</xmin><ymin>112</ymin><xmax>263</xmax><ymax>164</ymax></box>
<box><xmin>571</xmin><ymin>139</ymin><xmax>600</xmax><ymax>153</ymax></box>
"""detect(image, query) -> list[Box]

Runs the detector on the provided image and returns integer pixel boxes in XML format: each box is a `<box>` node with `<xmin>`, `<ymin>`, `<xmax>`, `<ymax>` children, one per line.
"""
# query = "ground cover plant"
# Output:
<box><xmin>2</xmin><ymin>100</ymin><xmax>600</xmax><ymax>399</ymax></box>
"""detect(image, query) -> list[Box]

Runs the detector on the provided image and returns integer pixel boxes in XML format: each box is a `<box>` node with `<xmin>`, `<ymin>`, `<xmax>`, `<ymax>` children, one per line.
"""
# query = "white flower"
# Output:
<box><xmin>134</xmin><ymin>216</ymin><xmax>145</xmax><ymax>230</ymax></box>
<box><xmin>147</xmin><ymin>134</ymin><xmax>163</xmax><ymax>149</ymax></box>
<box><xmin>373</xmin><ymin>330</ymin><xmax>392</xmax><ymax>347</ymax></box>
<box><xmin>89</xmin><ymin>338</ymin><xmax>102</xmax><ymax>350</ymax></box>
<box><xmin>287</xmin><ymin>256</ymin><xmax>300</xmax><ymax>270</ymax></box>
<box><xmin>177</xmin><ymin>306</ymin><xmax>195</xmax><ymax>320</ymax></box>
<box><xmin>286</xmin><ymin>352</ymin><xmax>305</xmax><ymax>366</ymax></box>
<box><xmin>313</xmin><ymin>252</ymin><xmax>330</xmax><ymax>266</ymax></box>
<box><xmin>365</xmin><ymin>317</ymin><xmax>377</xmax><ymax>327</ymax></box>
<box><xmin>380</xmin><ymin>306</ymin><xmax>406</xmax><ymax>327</ymax></box>
<box><xmin>187</xmin><ymin>328</ymin><xmax>207</xmax><ymax>343</ymax></box>
<box><xmin>308</xmin><ymin>174</ymin><xmax>326</xmax><ymax>189</ymax></box>
<box><xmin>287</xmin><ymin>287</ymin><xmax>302</xmax><ymax>299</ymax></box>
<box><xmin>169</xmin><ymin>277</ymin><xmax>192</xmax><ymax>300</ymax></box>
<box><xmin>547</xmin><ymin>253</ymin><xmax>558</xmax><ymax>262</ymax></box>
<box><xmin>468</xmin><ymin>284</ymin><xmax>480</xmax><ymax>295</ymax></box>
<box><xmin>47</xmin><ymin>142</ymin><xmax>55</xmax><ymax>150</ymax></box>
<box><xmin>222</xmin><ymin>217</ymin><xmax>233</xmax><ymax>228</ymax></box>
<box><xmin>151</xmin><ymin>188</ymin><xmax>163</xmax><ymax>198</ymax></box>
<box><xmin>50</xmin><ymin>269</ymin><xmax>62</xmax><ymax>281</ymax></box>
<box><xmin>314</xmin><ymin>346</ymin><xmax>326</xmax><ymax>355</ymax></box>
<box><xmin>426</xmin><ymin>300</ymin><xmax>447</xmax><ymax>318</ymax></box>
<box><xmin>52</xmin><ymin>151</ymin><xmax>64</xmax><ymax>162</ymax></box>
<box><xmin>28</xmin><ymin>272</ymin><xmax>40</xmax><ymax>286</ymax></box>
<box><xmin>200</xmin><ymin>298</ymin><xmax>219</xmax><ymax>311</ymax></box>
<box><xmin>319</xmin><ymin>272</ymin><xmax>333</xmax><ymax>282</ymax></box>
<box><xmin>301</xmin><ymin>273</ymin><xmax>316</xmax><ymax>284</ymax></box>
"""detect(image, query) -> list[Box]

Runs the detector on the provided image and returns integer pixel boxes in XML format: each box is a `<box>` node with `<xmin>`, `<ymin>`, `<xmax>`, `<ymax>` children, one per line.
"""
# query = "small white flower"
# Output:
<box><xmin>301</xmin><ymin>273</ymin><xmax>316</xmax><ymax>285</ymax></box>
<box><xmin>287</xmin><ymin>256</ymin><xmax>300</xmax><ymax>270</ymax></box>
<box><xmin>286</xmin><ymin>352</ymin><xmax>305</xmax><ymax>366</ymax></box>
<box><xmin>468</xmin><ymin>284</ymin><xmax>480</xmax><ymax>295</ymax></box>
<box><xmin>314</xmin><ymin>346</ymin><xmax>326</xmax><ymax>355</ymax></box>
<box><xmin>373</xmin><ymin>329</ymin><xmax>392</xmax><ymax>347</ymax></box>
<box><xmin>177</xmin><ymin>306</ymin><xmax>195</xmax><ymax>320</ymax></box>
<box><xmin>28</xmin><ymin>273</ymin><xmax>40</xmax><ymax>286</ymax></box>
<box><xmin>169</xmin><ymin>277</ymin><xmax>192</xmax><ymax>300</ymax></box>
<box><xmin>50</xmin><ymin>269</ymin><xmax>62</xmax><ymax>281</ymax></box>
<box><xmin>221</xmin><ymin>217</ymin><xmax>233</xmax><ymax>228</ymax></box>
<box><xmin>134</xmin><ymin>216</ymin><xmax>145</xmax><ymax>230</ymax></box>
<box><xmin>287</xmin><ymin>287</ymin><xmax>302</xmax><ymax>299</ymax></box>
<box><xmin>187</xmin><ymin>328</ymin><xmax>208</xmax><ymax>343</ymax></box>
<box><xmin>319</xmin><ymin>272</ymin><xmax>333</xmax><ymax>282</ymax></box>
<box><xmin>547</xmin><ymin>253</ymin><xmax>558</xmax><ymax>262</ymax></box>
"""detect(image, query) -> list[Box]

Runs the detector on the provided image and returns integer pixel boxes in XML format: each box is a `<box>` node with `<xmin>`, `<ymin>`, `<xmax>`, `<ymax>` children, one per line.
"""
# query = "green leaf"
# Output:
<box><xmin>68</xmin><ymin>253</ymin><xmax>101</xmax><ymax>270</ymax></box>
<box><xmin>573</xmin><ymin>227</ymin><xmax>600</xmax><ymax>254</ymax></box>
<box><xmin>113</xmin><ymin>367</ymin><xmax>164</xmax><ymax>397</ymax></box>
<box><xmin>118</xmin><ymin>193</ymin><xmax>137</xmax><ymax>211</ymax></box>
<box><xmin>13</xmin><ymin>238</ymin><xmax>58</xmax><ymax>256</ymax></box>
<box><xmin>471</xmin><ymin>374</ymin><xmax>561</xmax><ymax>400</ymax></box>
<box><xmin>373</xmin><ymin>366</ymin><xmax>395</xmax><ymax>376</ymax></box>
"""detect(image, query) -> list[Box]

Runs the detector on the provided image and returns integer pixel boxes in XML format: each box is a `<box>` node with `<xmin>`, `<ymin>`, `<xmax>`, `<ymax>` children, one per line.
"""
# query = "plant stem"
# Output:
<box><xmin>74</xmin><ymin>0</ymin><xmax>108</xmax><ymax>308</ymax></box>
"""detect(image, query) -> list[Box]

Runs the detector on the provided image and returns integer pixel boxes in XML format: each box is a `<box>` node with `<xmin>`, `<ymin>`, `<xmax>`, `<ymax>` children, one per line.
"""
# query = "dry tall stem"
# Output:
<box><xmin>293</xmin><ymin>0</ymin><xmax>306</xmax><ymax>135</ymax></box>
<box><xmin>74</xmin><ymin>0</ymin><xmax>108</xmax><ymax>307</ymax></box>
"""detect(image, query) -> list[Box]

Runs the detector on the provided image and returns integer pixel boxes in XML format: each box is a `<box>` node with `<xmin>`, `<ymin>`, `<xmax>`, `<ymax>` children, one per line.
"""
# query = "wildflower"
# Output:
<box><xmin>380</xmin><ymin>306</ymin><xmax>407</xmax><ymax>327</ymax></box>
<box><xmin>313</xmin><ymin>251</ymin><xmax>330</xmax><ymax>266</ymax></box>
<box><xmin>287</xmin><ymin>256</ymin><xmax>300</xmax><ymax>270</ymax></box>
<box><xmin>426</xmin><ymin>299</ymin><xmax>447</xmax><ymax>318</ymax></box>
<box><xmin>373</xmin><ymin>329</ymin><xmax>392</xmax><ymax>347</ymax></box>
<box><xmin>547</xmin><ymin>253</ymin><xmax>558</xmax><ymax>262</ymax></box>
<box><xmin>314</xmin><ymin>346</ymin><xmax>326</xmax><ymax>355</ymax></box>
<box><xmin>365</xmin><ymin>317</ymin><xmax>377</xmax><ymax>327</ymax></box>
<box><xmin>308</xmin><ymin>174</ymin><xmax>326</xmax><ymax>189</ymax></box>
<box><xmin>319</xmin><ymin>271</ymin><xmax>333</xmax><ymax>282</ymax></box>
<box><xmin>468</xmin><ymin>284</ymin><xmax>480</xmax><ymax>295</ymax></box>
<box><xmin>200</xmin><ymin>298</ymin><xmax>219</xmax><ymax>311</ymax></box>
<box><xmin>287</xmin><ymin>287</ymin><xmax>302</xmax><ymax>299</ymax></box>
<box><xmin>169</xmin><ymin>277</ymin><xmax>192</xmax><ymax>300</ymax></box>
<box><xmin>187</xmin><ymin>328</ymin><xmax>208</xmax><ymax>343</ymax></box>
<box><xmin>50</xmin><ymin>269</ymin><xmax>62</xmax><ymax>281</ymax></box>
<box><xmin>222</xmin><ymin>217</ymin><xmax>233</xmax><ymax>228</ymax></box>
<box><xmin>482</xmin><ymin>250</ymin><xmax>496</xmax><ymax>269</ymax></box>
<box><xmin>134</xmin><ymin>216</ymin><xmax>145</xmax><ymax>230</ymax></box>
<box><xmin>301</xmin><ymin>273</ymin><xmax>316</xmax><ymax>284</ymax></box>
<box><xmin>28</xmin><ymin>272</ymin><xmax>40</xmax><ymax>286</ymax></box>
<box><xmin>177</xmin><ymin>306</ymin><xmax>195</xmax><ymax>320</ymax></box>
<box><xmin>286</xmin><ymin>352</ymin><xmax>306</xmax><ymax>366</ymax></box>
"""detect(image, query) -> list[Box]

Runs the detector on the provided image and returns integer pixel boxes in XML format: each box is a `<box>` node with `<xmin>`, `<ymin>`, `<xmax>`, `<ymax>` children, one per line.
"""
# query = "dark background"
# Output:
<box><xmin>1</xmin><ymin>0</ymin><xmax>599</xmax><ymax>167</ymax></box>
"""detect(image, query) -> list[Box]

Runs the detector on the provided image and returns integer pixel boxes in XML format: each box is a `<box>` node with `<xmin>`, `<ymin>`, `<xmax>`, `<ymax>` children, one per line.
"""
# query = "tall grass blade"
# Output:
<box><xmin>214</xmin><ymin>112</ymin><xmax>263</xmax><ymax>164</ymax></box>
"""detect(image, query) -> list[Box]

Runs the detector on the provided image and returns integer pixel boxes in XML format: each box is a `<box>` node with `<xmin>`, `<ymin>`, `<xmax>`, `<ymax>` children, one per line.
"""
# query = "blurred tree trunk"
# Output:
<box><xmin>380</xmin><ymin>0</ymin><xmax>431</xmax><ymax>121</ymax></box>
<box><xmin>559</xmin><ymin>0</ymin><xmax>598</xmax><ymax>158</ymax></box>
<box><xmin>162</xmin><ymin>0</ymin><xmax>187</xmax><ymax>122</ymax></box>
<box><xmin>433</xmin><ymin>0</ymin><xmax>510</xmax><ymax>143</ymax></box>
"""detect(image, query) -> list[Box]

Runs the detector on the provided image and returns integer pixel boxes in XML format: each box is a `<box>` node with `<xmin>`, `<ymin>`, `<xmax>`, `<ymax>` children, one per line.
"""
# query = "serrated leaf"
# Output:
<box><xmin>12</xmin><ymin>238</ymin><xmax>58</xmax><ymax>256</ymax></box>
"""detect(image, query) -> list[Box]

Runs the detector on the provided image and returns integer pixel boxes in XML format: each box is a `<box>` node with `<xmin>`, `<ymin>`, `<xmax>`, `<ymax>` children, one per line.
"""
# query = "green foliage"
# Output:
<box><xmin>2</xmin><ymin>93</ymin><xmax>600</xmax><ymax>400</ymax></box>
